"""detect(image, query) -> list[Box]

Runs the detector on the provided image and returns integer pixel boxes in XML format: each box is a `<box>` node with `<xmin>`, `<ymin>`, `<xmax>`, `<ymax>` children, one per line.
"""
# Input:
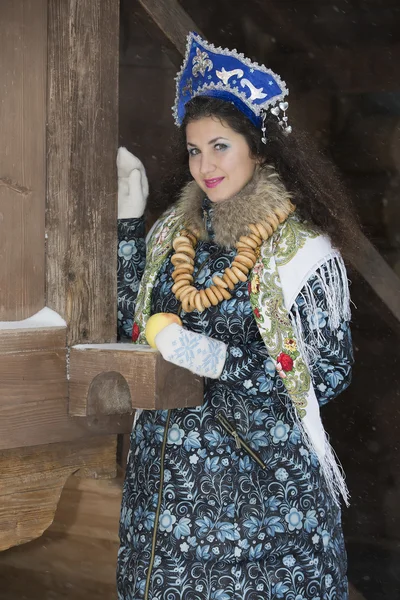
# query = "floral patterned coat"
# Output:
<box><xmin>116</xmin><ymin>202</ymin><xmax>353</xmax><ymax>600</ymax></box>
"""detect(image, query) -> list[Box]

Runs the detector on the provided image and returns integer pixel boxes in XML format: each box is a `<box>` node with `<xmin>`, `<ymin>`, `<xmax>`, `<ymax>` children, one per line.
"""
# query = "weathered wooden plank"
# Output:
<box><xmin>46</xmin><ymin>0</ymin><xmax>70</xmax><ymax>326</ymax></box>
<box><xmin>0</xmin><ymin>327</ymin><xmax>136</xmax><ymax>449</ymax></box>
<box><xmin>0</xmin><ymin>564</ymin><xmax>117</xmax><ymax>600</ymax></box>
<box><xmin>0</xmin><ymin>350</ymin><xmax>68</xmax><ymax>405</ymax></box>
<box><xmin>352</xmin><ymin>233</ymin><xmax>400</xmax><ymax>326</ymax></box>
<box><xmin>47</xmin><ymin>0</ymin><xmax>120</xmax><ymax>345</ymax></box>
<box><xmin>0</xmin><ymin>397</ymin><xmax>133</xmax><ymax>451</ymax></box>
<box><xmin>0</xmin><ymin>437</ymin><xmax>117</xmax><ymax>551</ymax></box>
<box><xmin>48</xmin><ymin>476</ymin><xmax>122</xmax><ymax>541</ymax></box>
<box><xmin>138</xmin><ymin>0</ymin><xmax>203</xmax><ymax>55</ymax></box>
<box><xmin>69</xmin><ymin>343</ymin><xmax>204</xmax><ymax>415</ymax></box>
<box><xmin>0</xmin><ymin>0</ymin><xmax>47</xmax><ymax>319</ymax></box>
<box><xmin>0</xmin><ymin>476</ymin><xmax>122</xmax><ymax>596</ymax></box>
<box><xmin>0</xmin><ymin>326</ymin><xmax>66</xmax><ymax>354</ymax></box>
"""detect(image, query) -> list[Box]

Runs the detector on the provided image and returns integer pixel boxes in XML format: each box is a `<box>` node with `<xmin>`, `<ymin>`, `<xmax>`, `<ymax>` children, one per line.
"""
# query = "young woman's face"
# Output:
<box><xmin>186</xmin><ymin>116</ymin><xmax>258</xmax><ymax>203</ymax></box>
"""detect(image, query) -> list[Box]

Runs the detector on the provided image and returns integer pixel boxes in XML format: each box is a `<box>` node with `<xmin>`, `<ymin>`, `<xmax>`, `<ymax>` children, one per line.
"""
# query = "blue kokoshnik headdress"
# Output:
<box><xmin>173</xmin><ymin>32</ymin><xmax>292</xmax><ymax>141</ymax></box>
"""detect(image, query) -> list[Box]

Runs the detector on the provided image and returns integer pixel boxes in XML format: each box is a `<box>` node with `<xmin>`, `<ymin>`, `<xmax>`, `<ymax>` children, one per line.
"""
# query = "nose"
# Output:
<box><xmin>199</xmin><ymin>152</ymin><xmax>216</xmax><ymax>177</ymax></box>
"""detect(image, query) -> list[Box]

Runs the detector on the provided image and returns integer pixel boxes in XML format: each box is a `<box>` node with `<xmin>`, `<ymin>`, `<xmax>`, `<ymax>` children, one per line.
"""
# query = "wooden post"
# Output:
<box><xmin>0</xmin><ymin>0</ymin><xmax>47</xmax><ymax>320</ymax></box>
<box><xmin>47</xmin><ymin>0</ymin><xmax>120</xmax><ymax>345</ymax></box>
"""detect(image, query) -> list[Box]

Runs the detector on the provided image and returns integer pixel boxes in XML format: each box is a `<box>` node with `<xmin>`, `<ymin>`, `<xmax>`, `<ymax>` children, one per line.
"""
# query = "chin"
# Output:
<box><xmin>206</xmin><ymin>187</ymin><xmax>230</xmax><ymax>203</ymax></box>
<box><xmin>208</xmin><ymin>195</ymin><xmax>226</xmax><ymax>204</ymax></box>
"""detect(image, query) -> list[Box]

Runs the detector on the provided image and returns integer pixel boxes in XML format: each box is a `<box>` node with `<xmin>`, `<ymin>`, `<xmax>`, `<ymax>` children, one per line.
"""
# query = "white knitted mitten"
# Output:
<box><xmin>155</xmin><ymin>323</ymin><xmax>227</xmax><ymax>379</ymax></box>
<box><xmin>117</xmin><ymin>147</ymin><xmax>149</xmax><ymax>219</ymax></box>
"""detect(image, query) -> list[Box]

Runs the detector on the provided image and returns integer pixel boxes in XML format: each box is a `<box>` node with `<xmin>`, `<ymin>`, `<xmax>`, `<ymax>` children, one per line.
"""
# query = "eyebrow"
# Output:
<box><xmin>187</xmin><ymin>137</ymin><xmax>230</xmax><ymax>147</ymax></box>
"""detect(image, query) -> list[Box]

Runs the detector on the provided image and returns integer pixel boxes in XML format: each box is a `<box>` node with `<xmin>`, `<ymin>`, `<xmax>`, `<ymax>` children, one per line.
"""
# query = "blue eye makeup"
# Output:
<box><xmin>187</xmin><ymin>141</ymin><xmax>230</xmax><ymax>156</ymax></box>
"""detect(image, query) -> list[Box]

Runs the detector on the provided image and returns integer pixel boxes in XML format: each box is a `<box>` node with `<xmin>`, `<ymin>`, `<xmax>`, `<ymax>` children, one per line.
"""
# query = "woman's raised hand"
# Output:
<box><xmin>117</xmin><ymin>147</ymin><xmax>149</xmax><ymax>219</ymax></box>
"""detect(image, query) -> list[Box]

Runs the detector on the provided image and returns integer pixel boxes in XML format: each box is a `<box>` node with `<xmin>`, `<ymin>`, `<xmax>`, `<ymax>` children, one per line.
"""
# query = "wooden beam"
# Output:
<box><xmin>69</xmin><ymin>343</ymin><xmax>204</xmax><ymax>415</ymax></box>
<box><xmin>0</xmin><ymin>320</ymin><xmax>135</xmax><ymax>451</ymax></box>
<box><xmin>0</xmin><ymin>0</ymin><xmax>47</xmax><ymax>319</ymax></box>
<box><xmin>0</xmin><ymin>437</ymin><xmax>117</xmax><ymax>551</ymax></box>
<box><xmin>47</xmin><ymin>0</ymin><xmax>120</xmax><ymax>345</ymax></box>
<box><xmin>0</xmin><ymin>396</ymin><xmax>133</xmax><ymax>451</ymax></box>
<box><xmin>0</xmin><ymin>476</ymin><xmax>123</xmax><ymax>595</ymax></box>
<box><xmin>0</xmin><ymin>326</ymin><xmax>66</xmax><ymax>354</ymax></box>
<box><xmin>0</xmin><ymin>348</ymin><xmax>68</xmax><ymax>405</ymax></box>
<box><xmin>352</xmin><ymin>232</ymin><xmax>400</xmax><ymax>327</ymax></box>
<box><xmin>137</xmin><ymin>0</ymin><xmax>203</xmax><ymax>55</ymax></box>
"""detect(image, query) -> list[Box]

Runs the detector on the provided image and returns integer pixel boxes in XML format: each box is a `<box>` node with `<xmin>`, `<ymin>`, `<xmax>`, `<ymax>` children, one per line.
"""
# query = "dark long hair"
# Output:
<box><xmin>156</xmin><ymin>96</ymin><xmax>360</xmax><ymax>258</ymax></box>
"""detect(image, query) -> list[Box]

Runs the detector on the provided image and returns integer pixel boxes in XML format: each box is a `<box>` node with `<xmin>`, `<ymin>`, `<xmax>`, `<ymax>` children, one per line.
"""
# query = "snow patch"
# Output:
<box><xmin>0</xmin><ymin>307</ymin><xmax>66</xmax><ymax>330</ymax></box>
<box><xmin>72</xmin><ymin>343</ymin><xmax>154</xmax><ymax>352</ymax></box>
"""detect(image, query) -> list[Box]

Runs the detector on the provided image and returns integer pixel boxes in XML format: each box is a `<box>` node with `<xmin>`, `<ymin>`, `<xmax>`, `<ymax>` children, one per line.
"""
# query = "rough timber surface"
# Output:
<box><xmin>0</xmin><ymin>437</ymin><xmax>117</xmax><ymax>552</ymax></box>
<box><xmin>47</xmin><ymin>0</ymin><xmax>120</xmax><ymax>345</ymax></box>
<box><xmin>0</xmin><ymin>0</ymin><xmax>47</xmax><ymax>320</ymax></box>
<box><xmin>0</xmin><ymin>327</ymin><xmax>133</xmax><ymax>451</ymax></box>
<box><xmin>69</xmin><ymin>344</ymin><xmax>204</xmax><ymax>415</ymax></box>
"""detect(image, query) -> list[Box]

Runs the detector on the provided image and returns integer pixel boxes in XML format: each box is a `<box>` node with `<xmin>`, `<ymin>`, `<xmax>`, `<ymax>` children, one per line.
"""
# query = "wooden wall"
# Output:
<box><xmin>0</xmin><ymin>0</ymin><xmax>47</xmax><ymax>320</ymax></box>
<box><xmin>0</xmin><ymin>0</ymin><xmax>132</xmax><ymax>555</ymax></box>
<box><xmin>0</xmin><ymin>475</ymin><xmax>122</xmax><ymax>600</ymax></box>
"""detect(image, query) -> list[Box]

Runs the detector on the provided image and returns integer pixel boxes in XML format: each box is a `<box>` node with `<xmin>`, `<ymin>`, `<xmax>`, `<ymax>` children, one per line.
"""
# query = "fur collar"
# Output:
<box><xmin>176</xmin><ymin>165</ymin><xmax>293</xmax><ymax>247</ymax></box>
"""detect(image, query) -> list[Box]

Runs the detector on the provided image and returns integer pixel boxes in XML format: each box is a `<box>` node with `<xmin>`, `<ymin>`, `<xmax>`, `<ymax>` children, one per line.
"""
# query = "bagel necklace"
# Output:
<box><xmin>170</xmin><ymin>201</ymin><xmax>295</xmax><ymax>313</ymax></box>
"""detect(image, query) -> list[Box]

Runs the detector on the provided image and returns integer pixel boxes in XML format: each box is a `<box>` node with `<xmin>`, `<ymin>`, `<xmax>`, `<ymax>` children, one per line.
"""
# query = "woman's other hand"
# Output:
<box><xmin>117</xmin><ymin>147</ymin><xmax>149</xmax><ymax>219</ymax></box>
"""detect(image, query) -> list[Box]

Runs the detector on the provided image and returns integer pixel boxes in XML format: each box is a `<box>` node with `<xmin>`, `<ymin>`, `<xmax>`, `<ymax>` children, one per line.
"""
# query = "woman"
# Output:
<box><xmin>117</xmin><ymin>33</ymin><xmax>355</xmax><ymax>600</ymax></box>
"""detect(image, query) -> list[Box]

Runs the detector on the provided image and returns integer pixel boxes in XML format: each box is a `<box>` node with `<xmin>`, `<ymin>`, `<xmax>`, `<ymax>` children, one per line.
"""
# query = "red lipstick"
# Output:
<box><xmin>204</xmin><ymin>177</ymin><xmax>224</xmax><ymax>188</ymax></box>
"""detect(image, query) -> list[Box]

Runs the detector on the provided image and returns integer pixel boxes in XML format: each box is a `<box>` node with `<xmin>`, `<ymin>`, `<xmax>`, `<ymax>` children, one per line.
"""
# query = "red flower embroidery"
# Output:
<box><xmin>248</xmin><ymin>281</ymin><xmax>252</xmax><ymax>295</ymax></box>
<box><xmin>132</xmin><ymin>322</ymin><xmax>140</xmax><ymax>342</ymax></box>
<box><xmin>277</xmin><ymin>352</ymin><xmax>294</xmax><ymax>372</ymax></box>
<box><xmin>253</xmin><ymin>307</ymin><xmax>261</xmax><ymax>319</ymax></box>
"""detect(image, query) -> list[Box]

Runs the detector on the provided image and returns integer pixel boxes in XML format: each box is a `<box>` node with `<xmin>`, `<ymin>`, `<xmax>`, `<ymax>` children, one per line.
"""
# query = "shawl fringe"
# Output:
<box><xmin>288</xmin><ymin>401</ymin><xmax>350</xmax><ymax>507</ymax></box>
<box><xmin>289</xmin><ymin>254</ymin><xmax>351</xmax><ymax>371</ymax></box>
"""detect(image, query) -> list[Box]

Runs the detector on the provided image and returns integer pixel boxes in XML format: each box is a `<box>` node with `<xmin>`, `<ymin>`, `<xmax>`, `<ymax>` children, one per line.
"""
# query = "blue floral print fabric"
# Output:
<box><xmin>118</xmin><ymin>217</ymin><xmax>146</xmax><ymax>341</ymax></box>
<box><xmin>117</xmin><ymin>204</ymin><xmax>353</xmax><ymax>600</ymax></box>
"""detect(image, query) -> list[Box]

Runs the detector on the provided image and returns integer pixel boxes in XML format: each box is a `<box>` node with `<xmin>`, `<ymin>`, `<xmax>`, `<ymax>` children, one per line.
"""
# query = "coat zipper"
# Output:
<box><xmin>216</xmin><ymin>412</ymin><xmax>267</xmax><ymax>470</ymax></box>
<box><xmin>144</xmin><ymin>409</ymin><xmax>171</xmax><ymax>600</ymax></box>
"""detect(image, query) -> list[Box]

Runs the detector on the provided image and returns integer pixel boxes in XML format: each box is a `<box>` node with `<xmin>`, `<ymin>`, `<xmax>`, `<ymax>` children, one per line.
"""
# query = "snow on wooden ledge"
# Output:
<box><xmin>72</xmin><ymin>343</ymin><xmax>153</xmax><ymax>352</ymax></box>
<box><xmin>0</xmin><ymin>307</ymin><xmax>66</xmax><ymax>330</ymax></box>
